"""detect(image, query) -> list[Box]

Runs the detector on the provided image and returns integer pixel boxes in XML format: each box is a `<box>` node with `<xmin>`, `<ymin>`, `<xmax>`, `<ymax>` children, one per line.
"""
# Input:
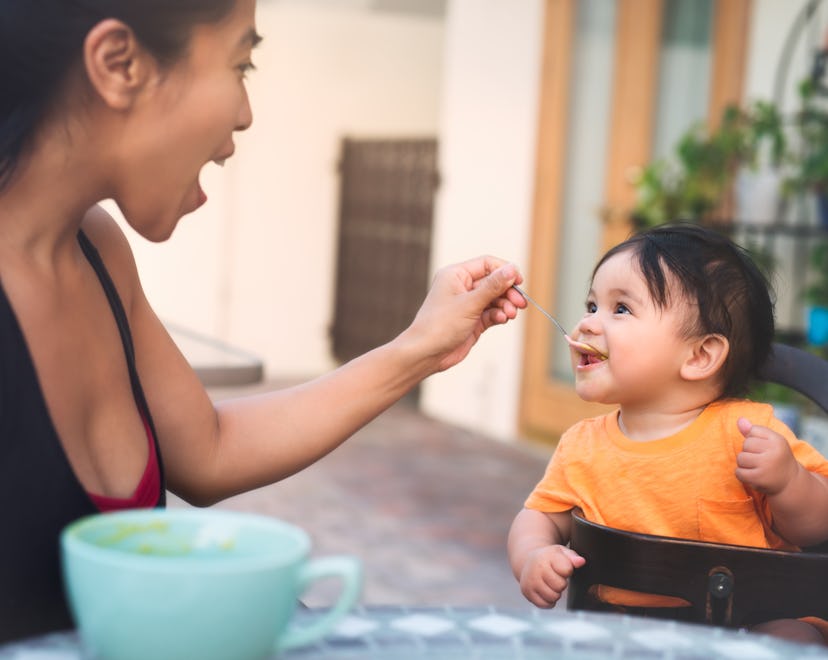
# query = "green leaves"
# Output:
<box><xmin>631</xmin><ymin>102</ymin><xmax>785</xmax><ymax>228</ymax></box>
<box><xmin>803</xmin><ymin>241</ymin><xmax>828</xmax><ymax>307</ymax></box>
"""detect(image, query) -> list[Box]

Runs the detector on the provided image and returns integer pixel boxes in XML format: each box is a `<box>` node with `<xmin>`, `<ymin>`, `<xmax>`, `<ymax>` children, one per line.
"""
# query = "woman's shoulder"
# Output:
<box><xmin>79</xmin><ymin>204</ymin><xmax>141</xmax><ymax>307</ymax></box>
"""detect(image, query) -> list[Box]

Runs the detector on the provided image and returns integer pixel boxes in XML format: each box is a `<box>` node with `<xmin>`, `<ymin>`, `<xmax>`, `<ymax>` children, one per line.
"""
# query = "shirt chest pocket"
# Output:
<box><xmin>697</xmin><ymin>496</ymin><xmax>769</xmax><ymax>547</ymax></box>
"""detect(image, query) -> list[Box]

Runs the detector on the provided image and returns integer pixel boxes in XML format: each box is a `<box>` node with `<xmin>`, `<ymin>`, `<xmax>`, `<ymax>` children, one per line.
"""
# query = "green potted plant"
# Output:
<box><xmin>783</xmin><ymin>80</ymin><xmax>828</xmax><ymax>228</ymax></box>
<box><xmin>803</xmin><ymin>240</ymin><xmax>828</xmax><ymax>349</ymax></box>
<box><xmin>733</xmin><ymin>101</ymin><xmax>789</xmax><ymax>225</ymax></box>
<box><xmin>631</xmin><ymin>101</ymin><xmax>786</xmax><ymax>228</ymax></box>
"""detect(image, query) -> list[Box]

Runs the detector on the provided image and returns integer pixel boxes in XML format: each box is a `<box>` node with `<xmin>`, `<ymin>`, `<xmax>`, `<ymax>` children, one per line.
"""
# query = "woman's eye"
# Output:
<box><xmin>238</xmin><ymin>61</ymin><xmax>257</xmax><ymax>79</ymax></box>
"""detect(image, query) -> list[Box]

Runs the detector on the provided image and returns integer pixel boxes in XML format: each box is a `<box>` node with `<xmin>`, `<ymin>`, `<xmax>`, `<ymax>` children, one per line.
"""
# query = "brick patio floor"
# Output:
<box><xmin>168</xmin><ymin>380</ymin><xmax>553</xmax><ymax>609</ymax></box>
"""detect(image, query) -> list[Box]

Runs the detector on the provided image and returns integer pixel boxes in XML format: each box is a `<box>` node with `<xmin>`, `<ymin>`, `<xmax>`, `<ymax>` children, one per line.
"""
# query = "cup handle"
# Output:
<box><xmin>276</xmin><ymin>555</ymin><xmax>363</xmax><ymax>651</ymax></box>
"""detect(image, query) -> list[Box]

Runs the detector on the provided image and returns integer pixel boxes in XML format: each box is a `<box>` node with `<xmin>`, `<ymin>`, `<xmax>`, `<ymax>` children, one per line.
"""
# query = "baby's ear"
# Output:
<box><xmin>83</xmin><ymin>19</ymin><xmax>155</xmax><ymax>111</ymax></box>
<box><xmin>680</xmin><ymin>334</ymin><xmax>729</xmax><ymax>382</ymax></box>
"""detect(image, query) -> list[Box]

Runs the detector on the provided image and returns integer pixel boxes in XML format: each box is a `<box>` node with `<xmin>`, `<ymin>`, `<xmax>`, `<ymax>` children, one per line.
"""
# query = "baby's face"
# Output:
<box><xmin>570</xmin><ymin>250</ymin><xmax>698</xmax><ymax>408</ymax></box>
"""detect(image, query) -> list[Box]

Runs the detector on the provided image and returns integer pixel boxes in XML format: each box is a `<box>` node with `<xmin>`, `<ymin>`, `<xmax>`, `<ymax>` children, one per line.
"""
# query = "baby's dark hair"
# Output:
<box><xmin>593</xmin><ymin>223</ymin><xmax>775</xmax><ymax>398</ymax></box>
<box><xmin>0</xmin><ymin>0</ymin><xmax>237</xmax><ymax>190</ymax></box>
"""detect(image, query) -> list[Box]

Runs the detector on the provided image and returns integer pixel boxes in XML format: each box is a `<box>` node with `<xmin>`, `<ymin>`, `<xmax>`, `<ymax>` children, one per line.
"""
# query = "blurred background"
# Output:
<box><xmin>109</xmin><ymin>0</ymin><xmax>828</xmax><ymax>447</ymax></box>
<box><xmin>113</xmin><ymin>0</ymin><xmax>828</xmax><ymax>604</ymax></box>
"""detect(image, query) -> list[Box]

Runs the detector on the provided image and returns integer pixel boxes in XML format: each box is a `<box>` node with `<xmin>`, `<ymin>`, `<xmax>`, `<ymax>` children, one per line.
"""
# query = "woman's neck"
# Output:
<box><xmin>0</xmin><ymin>124</ymin><xmax>111</xmax><ymax>260</ymax></box>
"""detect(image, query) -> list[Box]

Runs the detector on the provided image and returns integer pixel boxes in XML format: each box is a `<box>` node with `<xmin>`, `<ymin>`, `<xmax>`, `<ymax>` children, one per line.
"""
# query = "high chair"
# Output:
<box><xmin>567</xmin><ymin>343</ymin><xmax>828</xmax><ymax>628</ymax></box>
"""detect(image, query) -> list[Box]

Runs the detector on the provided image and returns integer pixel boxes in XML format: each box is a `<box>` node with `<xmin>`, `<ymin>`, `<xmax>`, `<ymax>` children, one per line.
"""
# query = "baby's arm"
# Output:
<box><xmin>507</xmin><ymin>508</ymin><xmax>585</xmax><ymax>608</ymax></box>
<box><xmin>735</xmin><ymin>417</ymin><xmax>828</xmax><ymax>547</ymax></box>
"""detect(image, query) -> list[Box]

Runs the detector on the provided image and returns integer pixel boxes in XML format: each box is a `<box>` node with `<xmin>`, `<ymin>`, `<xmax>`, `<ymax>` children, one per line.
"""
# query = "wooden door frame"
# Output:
<box><xmin>519</xmin><ymin>0</ymin><xmax>752</xmax><ymax>442</ymax></box>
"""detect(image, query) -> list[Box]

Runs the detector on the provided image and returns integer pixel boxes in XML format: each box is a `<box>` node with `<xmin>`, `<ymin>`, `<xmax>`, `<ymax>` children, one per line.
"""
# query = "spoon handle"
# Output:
<box><xmin>513</xmin><ymin>285</ymin><xmax>607</xmax><ymax>360</ymax></box>
<box><xmin>512</xmin><ymin>285</ymin><xmax>569</xmax><ymax>338</ymax></box>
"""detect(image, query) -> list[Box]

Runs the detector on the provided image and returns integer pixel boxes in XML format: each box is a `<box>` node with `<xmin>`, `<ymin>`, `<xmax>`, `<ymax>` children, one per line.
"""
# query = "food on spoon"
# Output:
<box><xmin>566</xmin><ymin>336</ymin><xmax>607</xmax><ymax>360</ymax></box>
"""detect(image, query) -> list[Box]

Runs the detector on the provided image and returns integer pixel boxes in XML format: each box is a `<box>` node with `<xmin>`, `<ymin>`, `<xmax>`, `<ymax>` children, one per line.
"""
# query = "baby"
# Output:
<box><xmin>508</xmin><ymin>223</ymin><xmax>828</xmax><ymax>644</ymax></box>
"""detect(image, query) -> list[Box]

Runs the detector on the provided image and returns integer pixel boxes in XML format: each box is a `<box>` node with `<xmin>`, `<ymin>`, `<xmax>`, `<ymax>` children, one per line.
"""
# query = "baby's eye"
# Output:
<box><xmin>586</xmin><ymin>301</ymin><xmax>597</xmax><ymax>314</ymax></box>
<box><xmin>615</xmin><ymin>303</ymin><xmax>631</xmax><ymax>315</ymax></box>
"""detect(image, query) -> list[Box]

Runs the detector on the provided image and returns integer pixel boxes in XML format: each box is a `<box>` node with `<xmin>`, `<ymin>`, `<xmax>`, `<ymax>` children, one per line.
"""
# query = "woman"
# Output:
<box><xmin>0</xmin><ymin>0</ymin><xmax>524</xmax><ymax>640</ymax></box>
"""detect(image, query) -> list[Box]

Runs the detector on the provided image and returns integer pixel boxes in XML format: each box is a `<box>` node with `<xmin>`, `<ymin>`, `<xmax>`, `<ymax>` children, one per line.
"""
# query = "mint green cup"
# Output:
<box><xmin>61</xmin><ymin>509</ymin><xmax>362</xmax><ymax>660</ymax></box>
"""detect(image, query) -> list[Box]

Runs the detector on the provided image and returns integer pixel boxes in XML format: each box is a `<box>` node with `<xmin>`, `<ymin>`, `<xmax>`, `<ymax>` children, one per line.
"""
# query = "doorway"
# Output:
<box><xmin>331</xmin><ymin>138</ymin><xmax>439</xmax><ymax>395</ymax></box>
<box><xmin>519</xmin><ymin>0</ymin><xmax>751</xmax><ymax>441</ymax></box>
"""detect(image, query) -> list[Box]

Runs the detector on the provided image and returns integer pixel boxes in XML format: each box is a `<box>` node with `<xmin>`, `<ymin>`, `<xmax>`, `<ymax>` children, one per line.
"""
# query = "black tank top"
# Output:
<box><xmin>0</xmin><ymin>231</ymin><xmax>165</xmax><ymax>642</ymax></box>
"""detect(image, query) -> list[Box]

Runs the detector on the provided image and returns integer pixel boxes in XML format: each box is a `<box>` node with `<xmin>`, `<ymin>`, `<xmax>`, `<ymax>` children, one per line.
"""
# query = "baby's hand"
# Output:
<box><xmin>518</xmin><ymin>544</ymin><xmax>585</xmax><ymax>608</ymax></box>
<box><xmin>735</xmin><ymin>417</ymin><xmax>799</xmax><ymax>495</ymax></box>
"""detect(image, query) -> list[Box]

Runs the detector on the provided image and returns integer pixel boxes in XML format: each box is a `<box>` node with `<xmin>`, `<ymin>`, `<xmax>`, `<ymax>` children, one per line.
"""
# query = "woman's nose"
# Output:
<box><xmin>236</xmin><ymin>89</ymin><xmax>253</xmax><ymax>132</ymax></box>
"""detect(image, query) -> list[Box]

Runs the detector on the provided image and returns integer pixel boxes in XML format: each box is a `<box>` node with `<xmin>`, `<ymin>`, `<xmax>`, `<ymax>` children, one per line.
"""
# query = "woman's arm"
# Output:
<box><xmin>85</xmin><ymin>210</ymin><xmax>525</xmax><ymax>505</ymax></box>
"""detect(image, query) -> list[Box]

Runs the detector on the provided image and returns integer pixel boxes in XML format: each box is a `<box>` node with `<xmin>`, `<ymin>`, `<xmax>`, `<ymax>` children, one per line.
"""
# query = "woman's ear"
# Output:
<box><xmin>83</xmin><ymin>19</ymin><xmax>153</xmax><ymax>110</ymax></box>
<box><xmin>680</xmin><ymin>334</ymin><xmax>729</xmax><ymax>382</ymax></box>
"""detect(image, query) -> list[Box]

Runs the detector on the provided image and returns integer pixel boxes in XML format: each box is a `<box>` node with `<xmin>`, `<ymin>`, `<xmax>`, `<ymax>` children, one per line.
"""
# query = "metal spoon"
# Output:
<box><xmin>512</xmin><ymin>285</ymin><xmax>607</xmax><ymax>359</ymax></box>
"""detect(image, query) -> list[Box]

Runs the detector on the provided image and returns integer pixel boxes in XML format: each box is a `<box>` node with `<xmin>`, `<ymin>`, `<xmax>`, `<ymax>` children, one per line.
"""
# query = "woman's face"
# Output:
<box><xmin>113</xmin><ymin>0</ymin><xmax>258</xmax><ymax>241</ymax></box>
<box><xmin>569</xmin><ymin>250</ymin><xmax>697</xmax><ymax>409</ymax></box>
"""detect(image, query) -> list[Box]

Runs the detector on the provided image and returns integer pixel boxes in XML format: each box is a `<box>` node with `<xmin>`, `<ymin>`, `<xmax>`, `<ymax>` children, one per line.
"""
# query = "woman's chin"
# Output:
<box><xmin>124</xmin><ymin>211</ymin><xmax>179</xmax><ymax>243</ymax></box>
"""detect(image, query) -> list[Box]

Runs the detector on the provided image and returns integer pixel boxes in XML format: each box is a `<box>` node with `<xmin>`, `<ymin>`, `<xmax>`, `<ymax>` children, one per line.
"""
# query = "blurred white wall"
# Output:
<box><xmin>116</xmin><ymin>1</ymin><xmax>444</xmax><ymax>376</ymax></box>
<box><xmin>419</xmin><ymin>0</ymin><xmax>544</xmax><ymax>438</ymax></box>
<box><xmin>744</xmin><ymin>0</ymin><xmax>819</xmax><ymax>108</ymax></box>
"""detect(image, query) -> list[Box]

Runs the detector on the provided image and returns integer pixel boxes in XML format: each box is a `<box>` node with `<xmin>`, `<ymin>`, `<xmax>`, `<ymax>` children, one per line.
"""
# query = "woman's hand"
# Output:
<box><xmin>403</xmin><ymin>256</ymin><xmax>525</xmax><ymax>373</ymax></box>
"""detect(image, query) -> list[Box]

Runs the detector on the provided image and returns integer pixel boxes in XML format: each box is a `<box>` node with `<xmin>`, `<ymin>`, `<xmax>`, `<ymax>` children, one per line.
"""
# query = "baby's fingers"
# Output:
<box><xmin>736</xmin><ymin>450</ymin><xmax>761</xmax><ymax>470</ymax></box>
<box><xmin>562</xmin><ymin>547</ymin><xmax>586</xmax><ymax>568</ymax></box>
<box><xmin>524</xmin><ymin>573</ymin><xmax>566</xmax><ymax>608</ymax></box>
<box><xmin>737</xmin><ymin>418</ymin><xmax>779</xmax><ymax>455</ymax></box>
<box><xmin>553</xmin><ymin>547</ymin><xmax>586</xmax><ymax>572</ymax></box>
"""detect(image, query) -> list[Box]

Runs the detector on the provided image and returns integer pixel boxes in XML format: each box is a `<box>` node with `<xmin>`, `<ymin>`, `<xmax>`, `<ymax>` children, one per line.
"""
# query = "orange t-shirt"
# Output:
<box><xmin>525</xmin><ymin>399</ymin><xmax>828</xmax><ymax>618</ymax></box>
<box><xmin>526</xmin><ymin>399</ymin><xmax>828</xmax><ymax>547</ymax></box>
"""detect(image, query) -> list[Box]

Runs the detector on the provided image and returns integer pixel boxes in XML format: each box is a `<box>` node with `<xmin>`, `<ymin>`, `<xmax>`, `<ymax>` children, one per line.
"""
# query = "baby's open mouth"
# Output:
<box><xmin>576</xmin><ymin>345</ymin><xmax>608</xmax><ymax>365</ymax></box>
<box><xmin>566</xmin><ymin>337</ymin><xmax>607</xmax><ymax>359</ymax></box>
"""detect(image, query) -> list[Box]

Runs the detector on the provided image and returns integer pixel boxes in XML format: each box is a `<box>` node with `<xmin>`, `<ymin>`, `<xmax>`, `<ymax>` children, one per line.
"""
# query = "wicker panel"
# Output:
<box><xmin>332</xmin><ymin>138</ymin><xmax>438</xmax><ymax>363</ymax></box>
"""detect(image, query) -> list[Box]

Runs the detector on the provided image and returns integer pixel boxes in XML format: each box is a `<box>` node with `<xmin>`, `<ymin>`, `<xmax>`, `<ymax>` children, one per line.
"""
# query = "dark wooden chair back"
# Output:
<box><xmin>759</xmin><ymin>343</ymin><xmax>828</xmax><ymax>412</ymax></box>
<box><xmin>568</xmin><ymin>510</ymin><xmax>828</xmax><ymax>627</ymax></box>
<box><xmin>567</xmin><ymin>343</ymin><xmax>828</xmax><ymax>627</ymax></box>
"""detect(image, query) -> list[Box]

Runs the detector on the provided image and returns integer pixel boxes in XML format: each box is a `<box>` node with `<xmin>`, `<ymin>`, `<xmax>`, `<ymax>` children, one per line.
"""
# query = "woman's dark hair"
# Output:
<box><xmin>0</xmin><ymin>0</ymin><xmax>237</xmax><ymax>189</ymax></box>
<box><xmin>593</xmin><ymin>223</ymin><xmax>775</xmax><ymax>399</ymax></box>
